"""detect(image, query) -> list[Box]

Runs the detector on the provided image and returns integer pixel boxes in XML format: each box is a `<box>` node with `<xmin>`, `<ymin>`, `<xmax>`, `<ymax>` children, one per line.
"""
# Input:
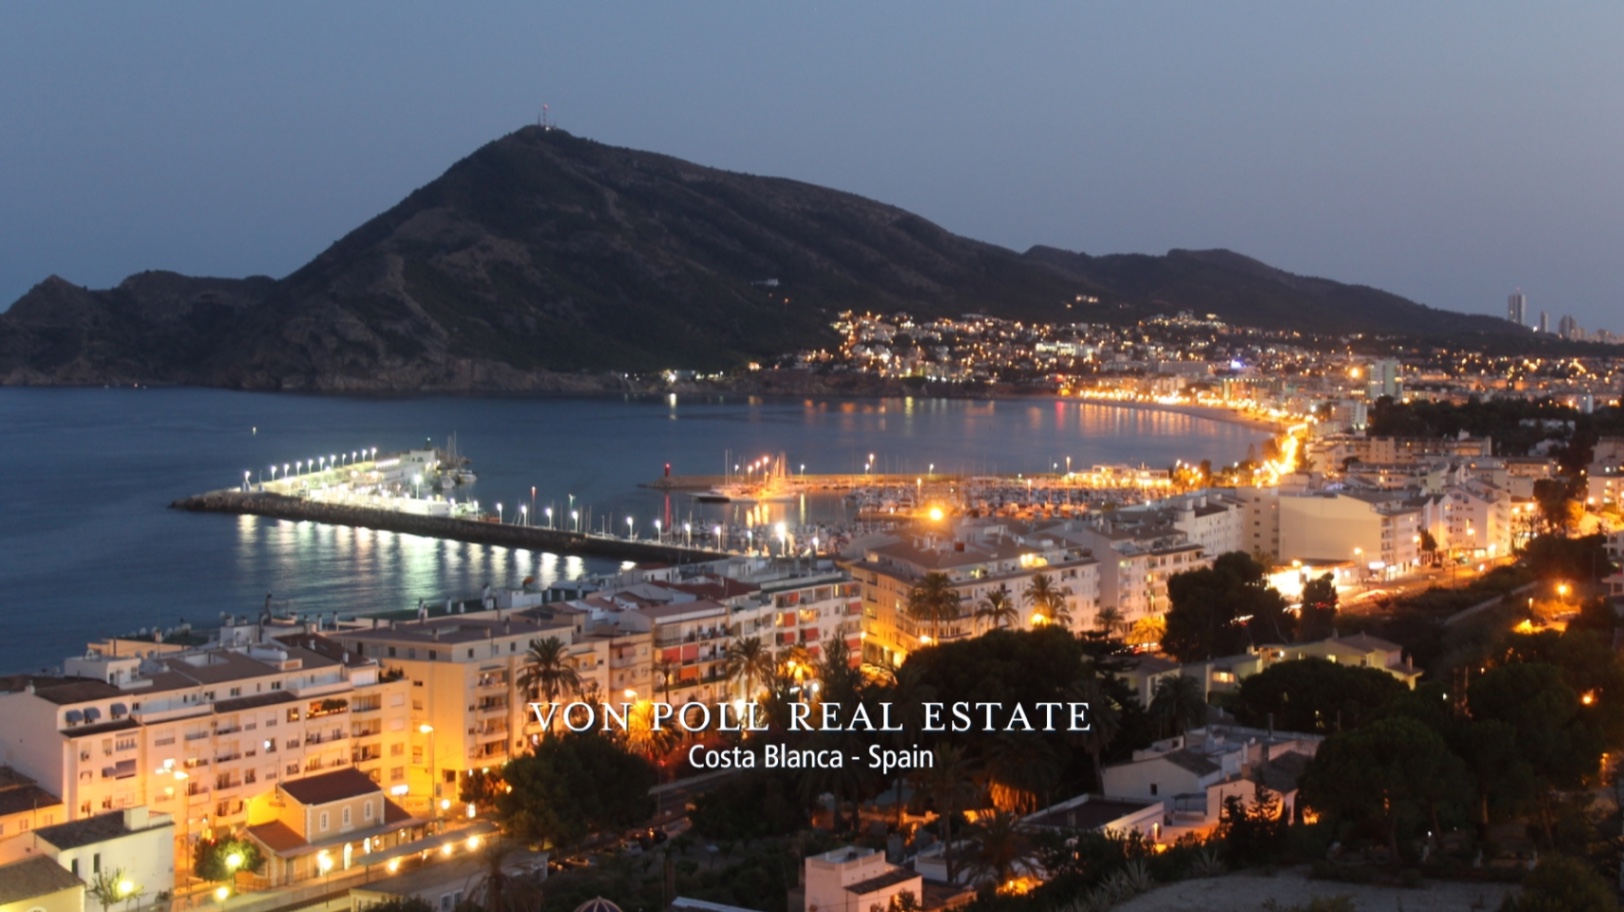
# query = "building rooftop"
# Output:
<box><xmin>845</xmin><ymin>867</ymin><xmax>920</xmax><ymax>895</ymax></box>
<box><xmin>1026</xmin><ymin>797</ymin><xmax>1154</xmax><ymax>831</ymax></box>
<box><xmin>0</xmin><ymin>856</ymin><xmax>84</xmax><ymax>905</ymax></box>
<box><xmin>34</xmin><ymin>809</ymin><xmax>168</xmax><ymax>850</ymax></box>
<box><xmin>280</xmin><ymin>768</ymin><xmax>381</xmax><ymax>806</ymax></box>
<box><xmin>0</xmin><ymin>783</ymin><xmax>61</xmax><ymax>818</ymax></box>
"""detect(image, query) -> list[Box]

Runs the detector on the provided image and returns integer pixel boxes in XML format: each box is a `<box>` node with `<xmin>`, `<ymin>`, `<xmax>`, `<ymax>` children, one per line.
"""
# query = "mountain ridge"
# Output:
<box><xmin>1</xmin><ymin>126</ymin><xmax>1528</xmax><ymax>390</ymax></box>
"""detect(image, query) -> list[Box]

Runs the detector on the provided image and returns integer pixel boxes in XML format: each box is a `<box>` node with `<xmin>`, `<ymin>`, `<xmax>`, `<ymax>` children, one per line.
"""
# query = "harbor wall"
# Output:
<box><xmin>170</xmin><ymin>490</ymin><xmax>727</xmax><ymax>565</ymax></box>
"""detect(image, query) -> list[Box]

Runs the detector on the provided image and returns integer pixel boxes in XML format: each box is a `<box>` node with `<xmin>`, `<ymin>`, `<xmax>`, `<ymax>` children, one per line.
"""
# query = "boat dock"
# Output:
<box><xmin>171</xmin><ymin>490</ymin><xmax>728</xmax><ymax>564</ymax></box>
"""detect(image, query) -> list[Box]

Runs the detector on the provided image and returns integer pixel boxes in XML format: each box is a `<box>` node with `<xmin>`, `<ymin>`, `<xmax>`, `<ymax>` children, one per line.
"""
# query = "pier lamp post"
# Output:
<box><xmin>714</xmin><ymin>524</ymin><xmax>723</xmax><ymax>550</ymax></box>
<box><xmin>497</xmin><ymin>503</ymin><xmax>504</xmax><ymax>524</ymax></box>
<box><xmin>370</xmin><ymin>446</ymin><xmax>377</xmax><ymax>461</ymax></box>
<box><xmin>413</xmin><ymin>474</ymin><xmax>422</xmax><ymax>499</ymax></box>
<box><xmin>776</xmin><ymin>522</ymin><xmax>787</xmax><ymax>556</ymax></box>
<box><xmin>571</xmin><ymin>510</ymin><xmax>579</xmax><ymax>532</ymax></box>
<box><xmin>284</xmin><ymin>463</ymin><xmax>290</xmax><ymax>479</ymax></box>
<box><xmin>530</xmin><ymin>486</ymin><xmax>537</xmax><ymax>523</ymax></box>
<box><xmin>519</xmin><ymin>505</ymin><xmax>527</xmax><ymax>527</ymax></box>
<box><xmin>269</xmin><ymin>465</ymin><xmax>277</xmax><ymax>482</ymax></box>
<box><xmin>654</xmin><ymin>519</ymin><xmax>662</xmax><ymax>542</ymax></box>
<box><xmin>244</xmin><ymin>470</ymin><xmax>251</xmax><ymax>491</ymax></box>
<box><xmin>296</xmin><ymin>460</ymin><xmax>303</xmax><ymax>476</ymax></box>
<box><xmin>627</xmin><ymin>516</ymin><xmax>635</xmax><ymax>540</ymax></box>
<box><xmin>545</xmin><ymin>507</ymin><xmax>553</xmax><ymax>529</ymax></box>
<box><xmin>684</xmin><ymin>522</ymin><xmax>691</xmax><ymax>546</ymax></box>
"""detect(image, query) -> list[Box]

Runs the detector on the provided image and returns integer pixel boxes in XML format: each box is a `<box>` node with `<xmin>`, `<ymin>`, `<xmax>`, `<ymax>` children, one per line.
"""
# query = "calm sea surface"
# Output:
<box><xmin>0</xmin><ymin>389</ymin><xmax>1264</xmax><ymax>673</ymax></box>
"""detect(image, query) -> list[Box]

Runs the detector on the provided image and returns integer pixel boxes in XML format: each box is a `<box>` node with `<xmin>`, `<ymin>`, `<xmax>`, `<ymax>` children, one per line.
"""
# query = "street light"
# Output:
<box><xmin>413</xmin><ymin>473</ymin><xmax>422</xmax><ymax>499</ymax></box>
<box><xmin>497</xmin><ymin>503</ymin><xmax>503</xmax><ymax>524</ymax></box>
<box><xmin>571</xmin><ymin>510</ymin><xmax>579</xmax><ymax>532</ymax></box>
<box><xmin>627</xmin><ymin>516</ymin><xmax>635</xmax><ymax>539</ymax></box>
<box><xmin>545</xmin><ymin>507</ymin><xmax>553</xmax><ymax>528</ymax></box>
<box><xmin>519</xmin><ymin>505</ymin><xmax>528</xmax><ymax>527</ymax></box>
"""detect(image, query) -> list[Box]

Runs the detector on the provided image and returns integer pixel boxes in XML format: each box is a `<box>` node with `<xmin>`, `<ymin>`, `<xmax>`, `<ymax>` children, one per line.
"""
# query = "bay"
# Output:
<box><xmin>0</xmin><ymin>388</ymin><xmax>1265</xmax><ymax>673</ymax></box>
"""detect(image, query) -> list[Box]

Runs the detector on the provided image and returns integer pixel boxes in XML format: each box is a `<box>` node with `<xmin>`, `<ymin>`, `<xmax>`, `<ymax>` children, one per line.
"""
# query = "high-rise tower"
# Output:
<box><xmin>1507</xmin><ymin>290</ymin><xmax>1527</xmax><ymax>326</ymax></box>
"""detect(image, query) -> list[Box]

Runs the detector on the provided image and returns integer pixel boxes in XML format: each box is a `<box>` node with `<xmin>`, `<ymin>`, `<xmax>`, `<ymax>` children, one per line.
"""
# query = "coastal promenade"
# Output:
<box><xmin>171</xmin><ymin>489</ymin><xmax>728</xmax><ymax>564</ymax></box>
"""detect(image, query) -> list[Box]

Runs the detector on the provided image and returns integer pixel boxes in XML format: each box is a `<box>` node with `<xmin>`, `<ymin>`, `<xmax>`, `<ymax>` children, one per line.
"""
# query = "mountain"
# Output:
<box><xmin>0</xmin><ymin>127</ymin><xmax>1524</xmax><ymax>390</ymax></box>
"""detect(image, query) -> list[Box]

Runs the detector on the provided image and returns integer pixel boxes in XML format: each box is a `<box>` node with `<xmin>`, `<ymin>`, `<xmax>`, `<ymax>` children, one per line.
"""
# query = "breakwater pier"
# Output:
<box><xmin>171</xmin><ymin>490</ymin><xmax>728</xmax><ymax>564</ymax></box>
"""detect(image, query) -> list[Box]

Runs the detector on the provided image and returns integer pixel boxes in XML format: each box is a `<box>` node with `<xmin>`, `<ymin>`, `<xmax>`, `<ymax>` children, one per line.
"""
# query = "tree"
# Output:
<box><xmin>815</xmin><ymin>634</ymin><xmax>865</xmax><ymax>706</ymax></box>
<box><xmin>974</xmin><ymin>585</ymin><xmax>1019</xmax><ymax>633</ymax></box>
<box><xmin>906</xmin><ymin>572</ymin><xmax>962</xmax><ymax>642</ymax></box>
<box><xmin>982</xmin><ymin>732</ymin><xmax>1058</xmax><ymax>814</ymax></box>
<box><xmin>495</xmin><ymin>731</ymin><xmax>655</xmax><ymax>852</ymax></box>
<box><xmin>87</xmin><ymin>869</ymin><xmax>142</xmax><ymax>912</ymax></box>
<box><xmin>1230</xmin><ymin>658</ymin><xmax>1405</xmax><ymax>734</ymax></box>
<box><xmin>961</xmin><ymin>809</ymin><xmax>1040</xmax><ymax>888</ymax></box>
<box><xmin>1502</xmin><ymin>854</ymin><xmax>1620</xmax><ymax>912</ymax></box>
<box><xmin>518</xmin><ymin>636</ymin><xmax>583</xmax><ymax>715</ymax></box>
<box><xmin>1418</xmin><ymin>529</ymin><xmax>1439</xmax><ymax>565</ymax></box>
<box><xmin>459</xmin><ymin>767</ymin><xmax>507</xmax><ymax>810</ymax></box>
<box><xmin>192</xmin><ymin>837</ymin><xmax>262</xmax><ymax>884</ymax></box>
<box><xmin>1299</xmin><ymin>716</ymin><xmax>1467</xmax><ymax>861</ymax></box>
<box><xmin>1149</xmin><ymin>674</ymin><xmax>1207</xmax><ymax>738</ymax></box>
<box><xmin>1024</xmin><ymin>572</ymin><xmax>1071</xmax><ymax>628</ymax></box>
<box><xmin>1163</xmin><ymin>552</ymin><xmax>1293</xmax><ymax>661</ymax></box>
<box><xmin>1220</xmin><ymin>784</ymin><xmax>1289</xmax><ymax>866</ymax></box>
<box><xmin>1533</xmin><ymin>478</ymin><xmax>1584</xmax><ymax>537</ymax></box>
<box><xmin>1468</xmin><ymin>661</ymin><xmax>1599</xmax><ymax>790</ymax></box>
<box><xmin>468</xmin><ymin>838</ymin><xmax>543</xmax><ymax>912</ymax></box>
<box><xmin>723</xmin><ymin>636</ymin><xmax>775</xmax><ymax>700</ymax></box>
<box><xmin>1093</xmin><ymin>606</ymin><xmax>1126</xmax><ymax>638</ymax></box>
<box><xmin>1069</xmin><ymin>669</ymin><xmax>1122</xmax><ymax>790</ymax></box>
<box><xmin>1297</xmin><ymin>573</ymin><xmax>1338</xmax><ymax>642</ymax></box>
<box><xmin>915</xmin><ymin>744</ymin><xmax>981</xmax><ymax>885</ymax></box>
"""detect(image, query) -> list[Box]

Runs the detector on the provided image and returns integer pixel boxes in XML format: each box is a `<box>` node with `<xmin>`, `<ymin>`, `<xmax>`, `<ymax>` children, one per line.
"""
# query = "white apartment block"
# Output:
<box><xmin>844</xmin><ymin>523</ymin><xmax>1101</xmax><ymax>666</ymax></box>
<box><xmin>0</xmin><ymin>628</ymin><xmax>411</xmax><ymax>883</ymax></box>
<box><xmin>329</xmin><ymin>613</ymin><xmax>579</xmax><ymax>811</ymax></box>
<box><xmin>1278</xmin><ymin>491</ymin><xmax>1422</xmax><ymax>578</ymax></box>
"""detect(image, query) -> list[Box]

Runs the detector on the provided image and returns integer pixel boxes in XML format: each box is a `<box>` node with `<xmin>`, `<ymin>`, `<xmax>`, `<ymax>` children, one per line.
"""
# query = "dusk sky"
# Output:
<box><xmin>3</xmin><ymin>3</ymin><xmax>1620</xmax><ymax>332</ymax></box>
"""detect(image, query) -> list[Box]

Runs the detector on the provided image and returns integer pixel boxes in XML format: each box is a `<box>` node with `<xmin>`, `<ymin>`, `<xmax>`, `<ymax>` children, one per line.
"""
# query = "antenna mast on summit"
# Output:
<box><xmin>540</xmin><ymin>103</ymin><xmax>551</xmax><ymax>131</ymax></box>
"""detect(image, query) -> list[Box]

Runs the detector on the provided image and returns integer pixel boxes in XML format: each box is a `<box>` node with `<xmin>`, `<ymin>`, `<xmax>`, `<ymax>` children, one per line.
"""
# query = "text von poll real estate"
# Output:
<box><xmin>527</xmin><ymin>699</ymin><xmax>1095</xmax><ymax>734</ymax></box>
<box><xmin>529</xmin><ymin>699</ymin><xmax>1097</xmax><ymax>773</ymax></box>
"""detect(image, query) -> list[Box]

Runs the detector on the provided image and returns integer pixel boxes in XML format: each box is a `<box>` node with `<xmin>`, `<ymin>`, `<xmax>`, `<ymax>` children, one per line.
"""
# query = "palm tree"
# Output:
<box><xmin>465</xmin><ymin>839</ymin><xmax>541</xmax><ymax>912</ymax></box>
<box><xmin>983</xmin><ymin>732</ymin><xmax>1058</xmax><ymax>814</ymax></box>
<box><xmin>882</xmin><ymin>663</ymin><xmax>937</xmax><ymax>825</ymax></box>
<box><xmin>1149</xmin><ymin>674</ymin><xmax>1207</xmax><ymax>738</ymax></box>
<box><xmin>622</xmin><ymin>699</ymin><xmax>677</xmax><ymax>762</ymax></box>
<box><xmin>960</xmin><ymin>809</ymin><xmax>1040</xmax><ymax>889</ymax></box>
<box><xmin>915</xmin><ymin>744</ymin><xmax>981</xmax><ymax>885</ymax></box>
<box><xmin>1126</xmin><ymin>615</ymin><xmax>1166</xmax><ymax>649</ymax></box>
<box><xmin>1023</xmin><ymin>572</ymin><xmax>1071</xmax><ymax>628</ymax></box>
<box><xmin>723</xmin><ymin>636</ymin><xmax>775</xmax><ymax>700</ymax></box>
<box><xmin>653</xmin><ymin>657</ymin><xmax>678</xmax><ymax>701</ymax></box>
<box><xmin>906</xmin><ymin>572</ymin><xmax>962</xmax><ymax>643</ymax></box>
<box><xmin>974</xmin><ymin>586</ymin><xmax>1019</xmax><ymax>633</ymax></box>
<box><xmin>1069</xmin><ymin>667</ymin><xmax>1122</xmax><ymax>791</ymax></box>
<box><xmin>777</xmin><ymin>643</ymin><xmax>812</xmax><ymax>682</ymax></box>
<box><xmin>518</xmin><ymin>637</ymin><xmax>582</xmax><ymax>737</ymax></box>
<box><xmin>1093</xmin><ymin>605</ymin><xmax>1126</xmax><ymax>638</ymax></box>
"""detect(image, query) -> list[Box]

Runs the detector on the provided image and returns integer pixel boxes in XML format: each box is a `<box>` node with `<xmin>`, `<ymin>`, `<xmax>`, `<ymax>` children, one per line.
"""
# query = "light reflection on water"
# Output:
<box><xmin>1</xmin><ymin>389</ymin><xmax>1262</xmax><ymax>671</ymax></box>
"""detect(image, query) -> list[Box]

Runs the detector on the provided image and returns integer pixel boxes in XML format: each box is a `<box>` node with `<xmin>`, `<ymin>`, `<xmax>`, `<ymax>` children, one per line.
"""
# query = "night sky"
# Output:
<box><xmin>3</xmin><ymin>3</ymin><xmax>1620</xmax><ymax>332</ymax></box>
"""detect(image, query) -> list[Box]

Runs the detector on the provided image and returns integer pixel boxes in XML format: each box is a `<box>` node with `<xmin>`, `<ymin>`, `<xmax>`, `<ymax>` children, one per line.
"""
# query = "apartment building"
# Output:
<box><xmin>329</xmin><ymin>613</ymin><xmax>578</xmax><ymax>812</ymax></box>
<box><xmin>1277</xmin><ymin>490</ymin><xmax>1422</xmax><ymax>578</ymax></box>
<box><xmin>843</xmin><ymin>523</ymin><xmax>1101</xmax><ymax>666</ymax></box>
<box><xmin>1043</xmin><ymin>521</ymin><xmax>1208</xmax><ymax>626</ymax></box>
<box><xmin>0</xmin><ymin>627</ymin><xmax>411</xmax><ymax>884</ymax></box>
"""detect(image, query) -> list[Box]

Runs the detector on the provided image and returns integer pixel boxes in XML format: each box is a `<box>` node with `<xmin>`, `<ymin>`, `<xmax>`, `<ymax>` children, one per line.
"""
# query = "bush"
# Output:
<box><xmin>1501</xmin><ymin>854</ymin><xmax>1619</xmax><ymax>912</ymax></box>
